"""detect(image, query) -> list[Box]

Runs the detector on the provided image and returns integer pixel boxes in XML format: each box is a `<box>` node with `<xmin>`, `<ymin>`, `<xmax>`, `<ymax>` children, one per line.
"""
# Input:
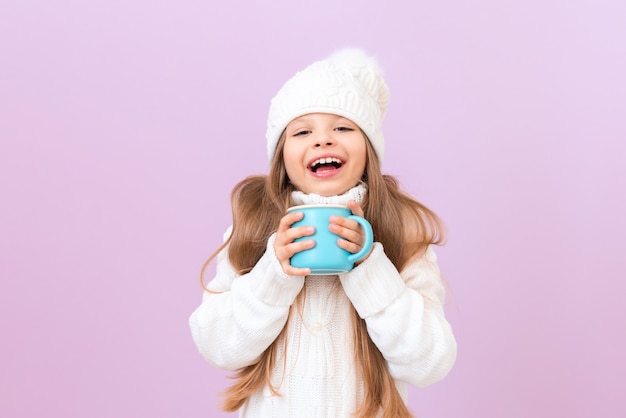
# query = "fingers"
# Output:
<box><xmin>275</xmin><ymin>212</ymin><xmax>314</xmax><ymax>245</ymax></box>
<box><xmin>276</xmin><ymin>211</ymin><xmax>304</xmax><ymax>234</ymax></box>
<box><xmin>280</xmin><ymin>263</ymin><xmax>312</xmax><ymax>277</ymax></box>
<box><xmin>275</xmin><ymin>235</ymin><xmax>315</xmax><ymax>263</ymax></box>
<box><xmin>347</xmin><ymin>199</ymin><xmax>364</xmax><ymax>217</ymax></box>
<box><xmin>274</xmin><ymin>211</ymin><xmax>315</xmax><ymax>276</ymax></box>
<box><xmin>329</xmin><ymin>220</ymin><xmax>363</xmax><ymax>249</ymax></box>
<box><xmin>336</xmin><ymin>236</ymin><xmax>363</xmax><ymax>254</ymax></box>
<box><xmin>329</xmin><ymin>200</ymin><xmax>367</xmax><ymax>253</ymax></box>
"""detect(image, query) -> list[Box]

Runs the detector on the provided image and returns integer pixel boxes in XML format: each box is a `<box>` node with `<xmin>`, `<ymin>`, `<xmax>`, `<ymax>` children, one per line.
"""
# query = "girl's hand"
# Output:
<box><xmin>273</xmin><ymin>211</ymin><xmax>315</xmax><ymax>276</ymax></box>
<box><xmin>329</xmin><ymin>200</ymin><xmax>373</xmax><ymax>263</ymax></box>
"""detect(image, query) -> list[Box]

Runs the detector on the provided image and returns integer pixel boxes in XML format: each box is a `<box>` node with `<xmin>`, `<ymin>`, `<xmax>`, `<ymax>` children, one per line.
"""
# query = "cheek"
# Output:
<box><xmin>283</xmin><ymin>140</ymin><xmax>306</xmax><ymax>168</ymax></box>
<box><xmin>353</xmin><ymin>147</ymin><xmax>367</xmax><ymax>177</ymax></box>
<box><xmin>282</xmin><ymin>150</ymin><xmax>302</xmax><ymax>183</ymax></box>
<box><xmin>284</xmin><ymin>160</ymin><xmax>297</xmax><ymax>181</ymax></box>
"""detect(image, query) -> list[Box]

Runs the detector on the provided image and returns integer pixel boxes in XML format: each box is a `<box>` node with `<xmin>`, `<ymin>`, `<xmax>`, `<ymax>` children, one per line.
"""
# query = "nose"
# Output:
<box><xmin>313</xmin><ymin>131</ymin><xmax>335</xmax><ymax>148</ymax></box>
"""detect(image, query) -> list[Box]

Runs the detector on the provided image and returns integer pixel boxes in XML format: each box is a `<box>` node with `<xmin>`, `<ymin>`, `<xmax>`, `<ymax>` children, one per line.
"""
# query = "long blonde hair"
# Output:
<box><xmin>200</xmin><ymin>134</ymin><xmax>445</xmax><ymax>417</ymax></box>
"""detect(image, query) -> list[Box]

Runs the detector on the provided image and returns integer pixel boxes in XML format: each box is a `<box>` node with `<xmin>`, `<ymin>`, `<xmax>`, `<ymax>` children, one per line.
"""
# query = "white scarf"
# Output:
<box><xmin>291</xmin><ymin>184</ymin><xmax>367</xmax><ymax>206</ymax></box>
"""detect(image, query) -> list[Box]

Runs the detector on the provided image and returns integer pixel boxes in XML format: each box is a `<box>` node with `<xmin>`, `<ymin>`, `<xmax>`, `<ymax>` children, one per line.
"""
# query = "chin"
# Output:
<box><xmin>309</xmin><ymin>184</ymin><xmax>354</xmax><ymax>197</ymax></box>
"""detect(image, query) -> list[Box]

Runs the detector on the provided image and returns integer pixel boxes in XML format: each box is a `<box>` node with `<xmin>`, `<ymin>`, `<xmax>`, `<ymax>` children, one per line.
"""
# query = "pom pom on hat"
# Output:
<box><xmin>266</xmin><ymin>48</ymin><xmax>390</xmax><ymax>163</ymax></box>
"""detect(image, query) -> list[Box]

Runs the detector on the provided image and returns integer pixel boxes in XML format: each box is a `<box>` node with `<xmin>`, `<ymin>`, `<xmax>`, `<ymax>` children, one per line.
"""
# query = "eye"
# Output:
<box><xmin>335</xmin><ymin>126</ymin><xmax>355</xmax><ymax>132</ymax></box>
<box><xmin>292</xmin><ymin>129</ymin><xmax>310</xmax><ymax>137</ymax></box>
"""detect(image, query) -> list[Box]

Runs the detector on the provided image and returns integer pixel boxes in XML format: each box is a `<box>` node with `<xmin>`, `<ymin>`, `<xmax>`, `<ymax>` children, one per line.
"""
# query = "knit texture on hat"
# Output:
<box><xmin>266</xmin><ymin>48</ymin><xmax>390</xmax><ymax>163</ymax></box>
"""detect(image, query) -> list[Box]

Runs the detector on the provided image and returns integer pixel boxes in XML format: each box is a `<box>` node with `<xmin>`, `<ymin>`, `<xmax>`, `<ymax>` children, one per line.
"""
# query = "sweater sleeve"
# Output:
<box><xmin>189</xmin><ymin>231</ymin><xmax>305</xmax><ymax>371</ymax></box>
<box><xmin>339</xmin><ymin>243</ymin><xmax>457</xmax><ymax>388</ymax></box>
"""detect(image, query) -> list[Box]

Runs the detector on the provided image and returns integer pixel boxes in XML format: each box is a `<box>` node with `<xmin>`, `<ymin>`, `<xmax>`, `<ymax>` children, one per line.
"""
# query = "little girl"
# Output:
<box><xmin>189</xmin><ymin>49</ymin><xmax>457</xmax><ymax>417</ymax></box>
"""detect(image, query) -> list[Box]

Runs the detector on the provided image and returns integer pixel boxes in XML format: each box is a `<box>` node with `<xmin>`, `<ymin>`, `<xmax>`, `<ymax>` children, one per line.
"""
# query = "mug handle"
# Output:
<box><xmin>346</xmin><ymin>216</ymin><xmax>374</xmax><ymax>264</ymax></box>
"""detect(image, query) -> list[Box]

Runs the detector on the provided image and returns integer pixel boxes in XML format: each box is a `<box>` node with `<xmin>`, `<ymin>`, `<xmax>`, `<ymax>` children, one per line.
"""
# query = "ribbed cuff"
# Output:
<box><xmin>339</xmin><ymin>243</ymin><xmax>406</xmax><ymax>318</ymax></box>
<box><xmin>247</xmin><ymin>233</ymin><xmax>305</xmax><ymax>307</ymax></box>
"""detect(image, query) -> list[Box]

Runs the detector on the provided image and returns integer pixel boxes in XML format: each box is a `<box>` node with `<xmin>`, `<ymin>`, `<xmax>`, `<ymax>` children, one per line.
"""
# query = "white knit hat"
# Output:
<box><xmin>266</xmin><ymin>48</ymin><xmax>390</xmax><ymax>163</ymax></box>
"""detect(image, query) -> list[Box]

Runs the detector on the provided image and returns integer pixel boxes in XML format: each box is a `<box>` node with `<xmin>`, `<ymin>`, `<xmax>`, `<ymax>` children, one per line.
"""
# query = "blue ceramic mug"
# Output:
<box><xmin>287</xmin><ymin>204</ymin><xmax>374</xmax><ymax>275</ymax></box>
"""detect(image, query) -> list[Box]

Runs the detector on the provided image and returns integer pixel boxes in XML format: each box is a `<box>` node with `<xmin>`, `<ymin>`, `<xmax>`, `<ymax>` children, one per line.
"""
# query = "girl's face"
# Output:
<box><xmin>283</xmin><ymin>113</ymin><xmax>367</xmax><ymax>196</ymax></box>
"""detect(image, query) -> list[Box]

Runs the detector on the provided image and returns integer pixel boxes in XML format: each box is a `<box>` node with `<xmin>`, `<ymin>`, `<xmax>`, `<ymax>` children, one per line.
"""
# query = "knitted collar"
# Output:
<box><xmin>291</xmin><ymin>184</ymin><xmax>367</xmax><ymax>206</ymax></box>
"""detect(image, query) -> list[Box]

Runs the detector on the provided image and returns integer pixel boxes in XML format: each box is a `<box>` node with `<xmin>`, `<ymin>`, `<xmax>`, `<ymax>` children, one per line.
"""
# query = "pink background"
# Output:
<box><xmin>1</xmin><ymin>0</ymin><xmax>625</xmax><ymax>417</ymax></box>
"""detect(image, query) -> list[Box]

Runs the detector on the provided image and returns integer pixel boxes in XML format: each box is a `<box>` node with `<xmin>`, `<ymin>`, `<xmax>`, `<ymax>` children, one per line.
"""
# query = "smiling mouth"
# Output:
<box><xmin>309</xmin><ymin>157</ymin><xmax>344</xmax><ymax>173</ymax></box>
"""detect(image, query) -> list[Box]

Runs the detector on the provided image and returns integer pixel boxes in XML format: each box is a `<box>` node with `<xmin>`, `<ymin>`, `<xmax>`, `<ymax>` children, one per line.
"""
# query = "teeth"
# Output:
<box><xmin>312</xmin><ymin>157</ymin><xmax>342</xmax><ymax>167</ymax></box>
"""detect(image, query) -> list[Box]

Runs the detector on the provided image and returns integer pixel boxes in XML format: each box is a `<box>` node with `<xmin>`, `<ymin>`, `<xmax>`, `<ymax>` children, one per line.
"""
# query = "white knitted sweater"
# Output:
<box><xmin>189</xmin><ymin>187</ymin><xmax>457</xmax><ymax>417</ymax></box>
